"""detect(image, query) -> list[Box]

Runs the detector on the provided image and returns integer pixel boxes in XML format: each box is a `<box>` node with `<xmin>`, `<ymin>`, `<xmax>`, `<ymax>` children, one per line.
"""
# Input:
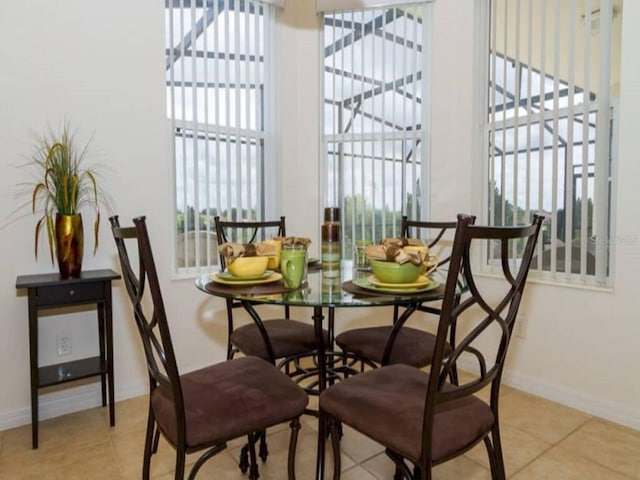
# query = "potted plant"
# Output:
<box><xmin>28</xmin><ymin>123</ymin><xmax>102</xmax><ymax>278</ymax></box>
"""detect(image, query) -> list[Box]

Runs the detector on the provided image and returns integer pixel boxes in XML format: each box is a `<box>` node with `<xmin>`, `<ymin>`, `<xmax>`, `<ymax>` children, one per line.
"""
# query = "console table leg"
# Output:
<box><xmin>105</xmin><ymin>287</ymin><xmax>115</xmax><ymax>427</ymax></box>
<box><xmin>97</xmin><ymin>302</ymin><xmax>107</xmax><ymax>408</ymax></box>
<box><xmin>28</xmin><ymin>292</ymin><xmax>38</xmax><ymax>449</ymax></box>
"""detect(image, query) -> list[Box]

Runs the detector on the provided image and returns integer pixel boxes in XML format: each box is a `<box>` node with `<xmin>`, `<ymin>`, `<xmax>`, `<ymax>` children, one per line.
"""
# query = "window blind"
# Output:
<box><xmin>322</xmin><ymin>4</ymin><xmax>430</xmax><ymax>253</ymax></box>
<box><xmin>166</xmin><ymin>0</ymin><xmax>276</xmax><ymax>274</ymax></box>
<box><xmin>486</xmin><ymin>0</ymin><xmax>619</xmax><ymax>286</ymax></box>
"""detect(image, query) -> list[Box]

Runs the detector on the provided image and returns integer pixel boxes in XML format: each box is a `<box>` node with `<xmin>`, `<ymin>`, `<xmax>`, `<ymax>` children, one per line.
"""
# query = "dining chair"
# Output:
<box><xmin>335</xmin><ymin>217</ymin><xmax>461</xmax><ymax>377</ymax></box>
<box><xmin>214</xmin><ymin>216</ymin><xmax>329</xmax><ymax>369</ymax></box>
<box><xmin>319</xmin><ymin>213</ymin><xmax>545</xmax><ymax>480</ymax></box>
<box><xmin>110</xmin><ymin>215</ymin><xmax>308</xmax><ymax>480</ymax></box>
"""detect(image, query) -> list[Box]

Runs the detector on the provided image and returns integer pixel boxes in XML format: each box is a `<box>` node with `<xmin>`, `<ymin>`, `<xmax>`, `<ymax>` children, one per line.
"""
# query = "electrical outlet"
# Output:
<box><xmin>515</xmin><ymin>316</ymin><xmax>527</xmax><ymax>339</ymax></box>
<box><xmin>57</xmin><ymin>332</ymin><xmax>72</xmax><ymax>356</ymax></box>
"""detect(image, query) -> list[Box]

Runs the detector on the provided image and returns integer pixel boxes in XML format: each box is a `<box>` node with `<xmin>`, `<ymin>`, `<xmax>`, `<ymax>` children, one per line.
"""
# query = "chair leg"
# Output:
<box><xmin>317</xmin><ymin>411</ymin><xmax>327</xmax><ymax>480</ymax></box>
<box><xmin>328</xmin><ymin>417</ymin><xmax>341</xmax><ymax>480</ymax></box>
<box><xmin>388</xmin><ymin>451</ymin><xmax>418</xmax><ymax>480</ymax></box>
<box><xmin>247</xmin><ymin>433</ymin><xmax>260</xmax><ymax>480</ymax></box>
<box><xmin>174</xmin><ymin>447</ymin><xmax>186</xmax><ymax>480</ymax></box>
<box><xmin>393</xmin><ymin>465</ymin><xmax>403</xmax><ymax>480</ymax></box>
<box><xmin>416</xmin><ymin>463</ymin><xmax>432</xmax><ymax>480</ymax></box>
<box><xmin>485</xmin><ymin>428</ymin><xmax>506</xmax><ymax>480</ymax></box>
<box><xmin>142</xmin><ymin>410</ymin><xmax>156</xmax><ymax>480</ymax></box>
<box><xmin>239</xmin><ymin>444</ymin><xmax>250</xmax><ymax>473</ymax></box>
<box><xmin>259</xmin><ymin>430</ymin><xmax>269</xmax><ymax>462</ymax></box>
<box><xmin>287</xmin><ymin>417</ymin><xmax>302</xmax><ymax>480</ymax></box>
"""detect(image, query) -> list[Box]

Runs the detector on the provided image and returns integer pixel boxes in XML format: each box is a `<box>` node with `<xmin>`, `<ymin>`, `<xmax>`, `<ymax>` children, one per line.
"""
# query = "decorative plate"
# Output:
<box><xmin>367</xmin><ymin>275</ymin><xmax>430</xmax><ymax>289</ymax></box>
<box><xmin>215</xmin><ymin>270</ymin><xmax>274</xmax><ymax>282</ymax></box>
<box><xmin>210</xmin><ymin>272</ymin><xmax>282</xmax><ymax>286</ymax></box>
<box><xmin>354</xmin><ymin>276</ymin><xmax>440</xmax><ymax>294</ymax></box>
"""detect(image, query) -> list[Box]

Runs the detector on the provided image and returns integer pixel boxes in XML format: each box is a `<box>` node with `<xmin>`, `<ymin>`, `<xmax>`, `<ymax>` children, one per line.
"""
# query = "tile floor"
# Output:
<box><xmin>0</xmin><ymin>383</ymin><xmax>638</xmax><ymax>479</ymax></box>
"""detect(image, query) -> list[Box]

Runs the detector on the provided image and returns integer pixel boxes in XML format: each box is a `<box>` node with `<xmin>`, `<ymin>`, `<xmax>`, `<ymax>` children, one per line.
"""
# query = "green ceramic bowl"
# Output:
<box><xmin>370</xmin><ymin>260</ymin><xmax>422</xmax><ymax>284</ymax></box>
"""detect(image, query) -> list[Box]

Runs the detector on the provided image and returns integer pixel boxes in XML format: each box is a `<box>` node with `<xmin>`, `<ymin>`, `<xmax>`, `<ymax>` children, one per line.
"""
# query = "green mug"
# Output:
<box><xmin>280</xmin><ymin>245</ymin><xmax>308</xmax><ymax>289</ymax></box>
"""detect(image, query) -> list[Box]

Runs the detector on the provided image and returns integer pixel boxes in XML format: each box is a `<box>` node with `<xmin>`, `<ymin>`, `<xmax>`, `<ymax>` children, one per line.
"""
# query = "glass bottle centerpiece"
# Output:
<box><xmin>321</xmin><ymin>207</ymin><xmax>341</xmax><ymax>277</ymax></box>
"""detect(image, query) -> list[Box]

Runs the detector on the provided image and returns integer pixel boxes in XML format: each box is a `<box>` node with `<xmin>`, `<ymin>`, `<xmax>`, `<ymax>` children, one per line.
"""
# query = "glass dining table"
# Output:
<box><xmin>195</xmin><ymin>259</ymin><xmax>455</xmax><ymax>479</ymax></box>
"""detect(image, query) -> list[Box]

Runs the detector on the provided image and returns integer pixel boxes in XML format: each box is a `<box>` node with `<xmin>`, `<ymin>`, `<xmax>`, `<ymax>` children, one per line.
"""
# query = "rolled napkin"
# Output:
<box><xmin>365</xmin><ymin>238</ymin><xmax>425</xmax><ymax>266</ymax></box>
<box><xmin>218</xmin><ymin>242</ymin><xmax>277</xmax><ymax>265</ymax></box>
<box><xmin>275</xmin><ymin>236</ymin><xmax>312</xmax><ymax>248</ymax></box>
<box><xmin>381</xmin><ymin>237</ymin><xmax>424</xmax><ymax>248</ymax></box>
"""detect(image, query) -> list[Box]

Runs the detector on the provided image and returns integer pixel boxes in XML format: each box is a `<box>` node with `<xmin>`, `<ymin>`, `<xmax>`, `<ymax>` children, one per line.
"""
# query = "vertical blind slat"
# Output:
<box><xmin>564</xmin><ymin>0</ymin><xmax>577</xmax><ymax>276</ymax></box>
<box><xmin>411</xmin><ymin>7</ymin><xmax>419</xmax><ymax>223</ymax></box>
<box><xmin>180</xmin><ymin>0</ymin><xmax>190</xmax><ymax>267</ymax></box>
<box><xmin>595</xmin><ymin>0</ymin><xmax>613</xmax><ymax>283</ymax></box>
<box><xmin>234</xmin><ymin>5</ymin><xmax>242</xmax><ymax>216</ymax></box>
<box><xmin>224</xmin><ymin>0</ymin><xmax>232</xmax><ymax>221</ymax></box>
<box><xmin>190</xmin><ymin>0</ymin><xmax>201</xmax><ymax>267</ymax></box>
<box><xmin>513</xmin><ymin>0</ymin><xmax>521</xmax><ymax>232</ymax></box>
<box><xmin>202</xmin><ymin>0</ymin><xmax>212</xmax><ymax>267</ymax></box>
<box><xmin>379</xmin><ymin>9</ymin><xmax>387</xmax><ymax>239</ymax></box>
<box><xmin>524</xmin><ymin>0</ymin><xmax>533</xmax><ymax>223</ymax></box>
<box><xmin>550</xmin><ymin>0</ymin><xmax>561</xmax><ymax>276</ymax></box>
<box><xmin>489</xmin><ymin>0</ymin><xmax>497</xmax><ymax>236</ymax></box>
<box><xmin>536</xmin><ymin>0</ymin><xmax>547</xmax><ymax>272</ymax></box>
<box><xmin>581</xmin><ymin>0</ymin><xmax>593</xmax><ymax>279</ymax></box>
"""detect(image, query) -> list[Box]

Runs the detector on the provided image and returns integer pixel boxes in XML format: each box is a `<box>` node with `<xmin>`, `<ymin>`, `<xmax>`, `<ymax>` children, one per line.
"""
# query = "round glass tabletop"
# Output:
<box><xmin>195</xmin><ymin>260</ymin><xmax>458</xmax><ymax>308</ymax></box>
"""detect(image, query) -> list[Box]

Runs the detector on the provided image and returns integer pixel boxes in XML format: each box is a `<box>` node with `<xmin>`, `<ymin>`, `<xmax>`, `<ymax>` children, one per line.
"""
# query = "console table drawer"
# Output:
<box><xmin>37</xmin><ymin>283</ymin><xmax>104</xmax><ymax>306</ymax></box>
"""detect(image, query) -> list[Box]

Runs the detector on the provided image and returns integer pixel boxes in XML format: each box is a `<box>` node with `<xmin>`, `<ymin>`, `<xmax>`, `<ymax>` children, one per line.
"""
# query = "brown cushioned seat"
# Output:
<box><xmin>231</xmin><ymin>319</ymin><xmax>329</xmax><ymax>360</ymax></box>
<box><xmin>152</xmin><ymin>356</ymin><xmax>308</xmax><ymax>449</ymax></box>
<box><xmin>320</xmin><ymin>364</ymin><xmax>494</xmax><ymax>463</ymax></box>
<box><xmin>335</xmin><ymin>326</ymin><xmax>452</xmax><ymax>367</ymax></box>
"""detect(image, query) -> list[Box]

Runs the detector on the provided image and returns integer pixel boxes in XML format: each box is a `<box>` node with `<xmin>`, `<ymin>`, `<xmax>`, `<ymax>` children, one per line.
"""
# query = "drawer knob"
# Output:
<box><xmin>69</xmin><ymin>290</ymin><xmax>75</xmax><ymax>296</ymax></box>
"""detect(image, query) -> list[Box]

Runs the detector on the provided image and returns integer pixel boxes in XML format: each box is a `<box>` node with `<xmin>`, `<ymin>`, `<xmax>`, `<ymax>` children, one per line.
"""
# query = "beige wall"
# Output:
<box><xmin>0</xmin><ymin>0</ymin><xmax>638</xmax><ymax>431</ymax></box>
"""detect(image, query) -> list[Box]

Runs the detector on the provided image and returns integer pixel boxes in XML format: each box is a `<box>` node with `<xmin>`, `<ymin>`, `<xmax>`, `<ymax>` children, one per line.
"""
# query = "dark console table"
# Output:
<box><xmin>16</xmin><ymin>269</ymin><xmax>121</xmax><ymax>449</ymax></box>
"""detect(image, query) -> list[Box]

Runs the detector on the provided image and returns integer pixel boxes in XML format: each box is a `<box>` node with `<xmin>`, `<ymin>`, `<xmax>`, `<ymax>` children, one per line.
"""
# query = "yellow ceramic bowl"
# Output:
<box><xmin>370</xmin><ymin>260</ymin><xmax>422</xmax><ymax>284</ymax></box>
<box><xmin>227</xmin><ymin>256</ymin><xmax>269</xmax><ymax>278</ymax></box>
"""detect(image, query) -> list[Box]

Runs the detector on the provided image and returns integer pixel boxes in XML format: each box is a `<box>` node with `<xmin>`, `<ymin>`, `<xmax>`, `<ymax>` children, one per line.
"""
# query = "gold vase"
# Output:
<box><xmin>55</xmin><ymin>213</ymin><xmax>84</xmax><ymax>279</ymax></box>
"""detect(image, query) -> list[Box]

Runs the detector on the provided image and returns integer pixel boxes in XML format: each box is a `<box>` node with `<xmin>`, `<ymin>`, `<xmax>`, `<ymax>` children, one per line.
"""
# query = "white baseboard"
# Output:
<box><xmin>501</xmin><ymin>368</ymin><xmax>640</xmax><ymax>431</ymax></box>
<box><xmin>0</xmin><ymin>381</ymin><xmax>147</xmax><ymax>432</ymax></box>
<box><xmin>456</xmin><ymin>358</ymin><xmax>639</xmax><ymax>431</ymax></box>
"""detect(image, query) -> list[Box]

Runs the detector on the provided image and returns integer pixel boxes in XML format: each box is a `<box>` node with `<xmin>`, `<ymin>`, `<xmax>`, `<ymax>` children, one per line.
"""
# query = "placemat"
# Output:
<box><xmin>205</xmin><ymin>279</ymin><xmax>296</xmax><ymax>296</ymax></box>
<box><xmin>308</xmin><ymin>261</ymin><xmax>323</xmax><ymax>272</ymax></box>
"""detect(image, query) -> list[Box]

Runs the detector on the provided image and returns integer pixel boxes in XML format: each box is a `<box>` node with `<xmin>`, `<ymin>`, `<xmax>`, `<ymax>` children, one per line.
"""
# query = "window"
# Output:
<box><xmin>165</xmin><ymin>0</ymin><xmax>277</xmax><ymax>274</ymax></box>
<box><xmin>485</xmin><ymin>0</ymin><xmax>622</xmax><ymax>286</ymax></box>
<box><xmin>321</xmin><ymin>4</ymin><xmax>431</xmax><ymax>257</ymax></box>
